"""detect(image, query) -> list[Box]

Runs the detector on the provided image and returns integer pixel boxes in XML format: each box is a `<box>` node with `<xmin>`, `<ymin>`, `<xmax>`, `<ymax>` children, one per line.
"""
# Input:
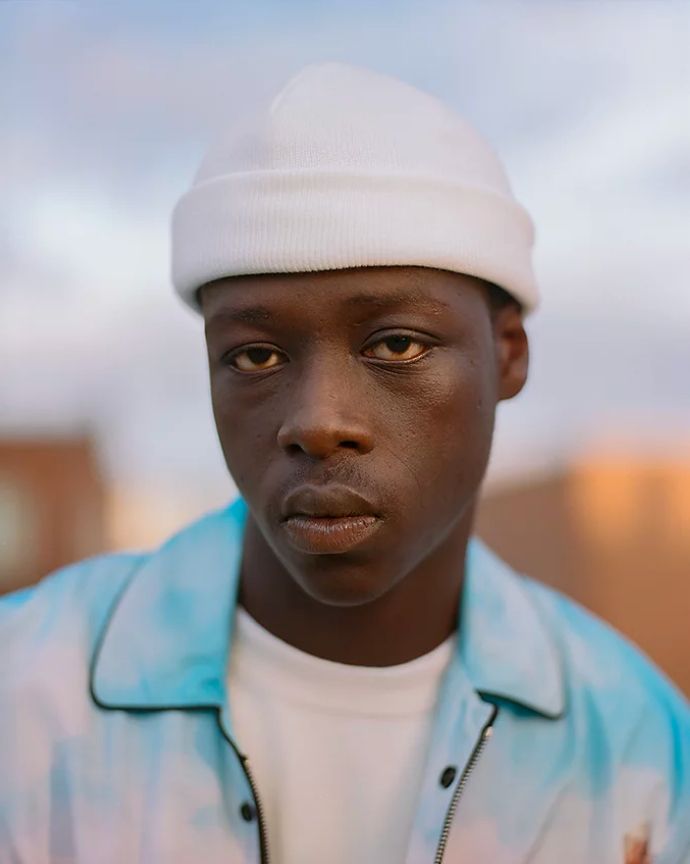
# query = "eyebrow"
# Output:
<box><xmin>206</xmin><ymin>290</ymin><xmax>449</xmax><ymax>331</ymax></box>
<box><xmin>206</xmin><ymin>306</ymin><xmax>272</xmax><ymax>329</ymax></box>
<box><xmin>343</xmin><ymin>291</ymin><xmax>450</xmax><ymax>313</ymax></box>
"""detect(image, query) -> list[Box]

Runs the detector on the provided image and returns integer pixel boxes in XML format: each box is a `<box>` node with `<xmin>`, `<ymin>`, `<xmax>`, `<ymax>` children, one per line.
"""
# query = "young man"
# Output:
<box><xmin>1</xmin><ymin>63</ymin><xmax>688</xmax><ymax>864</ymax></box>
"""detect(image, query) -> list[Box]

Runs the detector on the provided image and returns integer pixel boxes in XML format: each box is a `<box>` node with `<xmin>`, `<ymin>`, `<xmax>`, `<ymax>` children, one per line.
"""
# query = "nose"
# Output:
<box><xmin>276</xmin><ymin>361</ymin><xmax>374</xmax><ymax>459</ymax></box>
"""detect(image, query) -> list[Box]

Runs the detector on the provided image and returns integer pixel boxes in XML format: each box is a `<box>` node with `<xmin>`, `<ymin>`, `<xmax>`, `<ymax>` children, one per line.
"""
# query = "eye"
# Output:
<box><xmin>363</xmin><ymin>333</ymin><xmax>429</xmax><ymax>362</ymax></box>
<box><xmin>228</xmin><ymin>345</ymin><xmax>286</xmax><ymax>373</ymax></box>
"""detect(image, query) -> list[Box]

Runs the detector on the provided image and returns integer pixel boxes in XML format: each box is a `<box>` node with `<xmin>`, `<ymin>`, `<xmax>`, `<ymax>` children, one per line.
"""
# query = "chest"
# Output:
<box><xmin>16</xmin><ymin>708</ymin><xmax>669</xmax><ymax>864</ymax></box>
<box><xmin>231</xmin><ymin>685</ymin><xmax>435</xmax><ymax>864</ymax></box>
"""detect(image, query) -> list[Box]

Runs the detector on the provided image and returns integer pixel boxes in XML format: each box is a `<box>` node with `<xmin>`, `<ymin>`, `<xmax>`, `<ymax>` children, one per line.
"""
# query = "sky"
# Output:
<box><xmin>2</xmin><ymin>0</ymin><xmax>689</xmax><ymax>515</ymax></box>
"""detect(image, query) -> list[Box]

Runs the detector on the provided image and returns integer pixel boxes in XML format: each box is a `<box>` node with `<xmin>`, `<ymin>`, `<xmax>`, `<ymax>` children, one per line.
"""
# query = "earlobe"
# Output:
<box><xmin>495</xmin><ymin>308</ymin><xmax>529</xmax><ymax>401</ymax></box>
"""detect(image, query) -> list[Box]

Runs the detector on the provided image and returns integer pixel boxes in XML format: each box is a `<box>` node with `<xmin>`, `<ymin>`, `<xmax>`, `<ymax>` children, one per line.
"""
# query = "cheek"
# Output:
<box><xmin>210</xmin><ymin>378</ymin><xmax>279</xmax><ymax>487</ymax></box>
<box><xmin>406</xmin><ymin>356</ymin><xmax>496</xmax><ymax>503</ymax></box>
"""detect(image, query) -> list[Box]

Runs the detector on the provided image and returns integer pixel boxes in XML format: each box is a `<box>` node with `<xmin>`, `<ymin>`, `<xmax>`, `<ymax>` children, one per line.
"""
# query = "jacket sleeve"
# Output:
<box><xmin>0</xmin><ymin>557</ymin><xmax>141</xmax><ymax>863</ymax></box>
<box><xmin>619</xmin><ymin>677</ymin><xmax>690</xmax><ymax>864</ymax></box>
<box><xmin>0</xmin><ymin>580</ymin><xmax>59</xmax><ymax>863</ymax></box>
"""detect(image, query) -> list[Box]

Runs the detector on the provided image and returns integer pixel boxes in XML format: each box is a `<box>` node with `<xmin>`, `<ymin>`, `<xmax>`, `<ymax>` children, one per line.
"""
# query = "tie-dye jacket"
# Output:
<box><xmin>1</xmin><ymin>498</ymin><xmax>688</xmax><ymax>864</ymax></box>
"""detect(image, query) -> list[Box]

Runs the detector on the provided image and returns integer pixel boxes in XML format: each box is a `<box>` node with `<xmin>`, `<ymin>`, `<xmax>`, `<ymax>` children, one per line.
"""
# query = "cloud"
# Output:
<box><xmin>1</xmin><ymin>0</ymin><xmax>688</xmax><ymax>509</ymax></box>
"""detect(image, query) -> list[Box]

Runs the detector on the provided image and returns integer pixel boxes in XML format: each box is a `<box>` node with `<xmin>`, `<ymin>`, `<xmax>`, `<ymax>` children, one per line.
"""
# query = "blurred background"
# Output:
<box><xmin>1</xmin><ymin>0</ymin><xmax>689</xmax><ymax>692</ymax></box>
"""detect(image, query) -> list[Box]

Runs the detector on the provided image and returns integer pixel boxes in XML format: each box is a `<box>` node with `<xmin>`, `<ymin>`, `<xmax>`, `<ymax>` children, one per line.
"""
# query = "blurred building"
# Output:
<box><xmin>0</xmin><ymin>436</ymin><xmax>106</xmax><ymax>594</ymax></box>
<box><xmin>477</xmin><ymin>457</ymin><xmax>690</xmax><ymax>697</ymax></box>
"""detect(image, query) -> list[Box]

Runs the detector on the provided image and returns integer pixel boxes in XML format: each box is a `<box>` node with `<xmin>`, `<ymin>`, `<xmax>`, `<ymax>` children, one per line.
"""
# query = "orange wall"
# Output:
<box><xmin>0</xmin><ymin>438</ymin><xmax>106</xmax><ymax>594</ymax></box>
<box><xmin>477</xmin><ymin>459</ymin><xmax>690</xmax><ymax>696</ymax></box>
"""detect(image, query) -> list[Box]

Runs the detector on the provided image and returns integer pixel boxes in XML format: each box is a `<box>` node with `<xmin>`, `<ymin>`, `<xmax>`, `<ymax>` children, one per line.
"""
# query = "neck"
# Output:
<box><xmin>237</xmin><ymin>508</ymin><xmax>474</xmax><ymax>666</ymax></box>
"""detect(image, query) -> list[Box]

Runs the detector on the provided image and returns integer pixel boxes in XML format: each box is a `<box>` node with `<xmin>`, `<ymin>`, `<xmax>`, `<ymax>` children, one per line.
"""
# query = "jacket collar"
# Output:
<box><xmin>91</xmin><ymin>498</ymin><xmax>565</xmax><ymax>718</ymax></box>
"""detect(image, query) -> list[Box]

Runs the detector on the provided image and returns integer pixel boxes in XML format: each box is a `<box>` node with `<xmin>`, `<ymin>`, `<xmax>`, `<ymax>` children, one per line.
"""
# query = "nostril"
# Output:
<box><xmin>277</xmin><ymin>426</ymin><xmax>372</xmax><ymax>457</ymax></box>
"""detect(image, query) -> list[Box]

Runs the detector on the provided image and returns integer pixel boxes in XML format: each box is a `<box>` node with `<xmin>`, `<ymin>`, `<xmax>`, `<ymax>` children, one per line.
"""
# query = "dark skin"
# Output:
<box><xmin>200</xmin><ymin>266</ymin><xmax>528</xmax><ymax>666</ymax></box>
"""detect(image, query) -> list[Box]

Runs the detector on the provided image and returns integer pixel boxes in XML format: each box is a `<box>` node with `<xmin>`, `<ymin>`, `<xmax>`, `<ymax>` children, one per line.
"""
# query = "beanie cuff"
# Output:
<box><xmin>171</xmin><ymin>170</ymin><xmax>538</xmax><ymax>312</ymax></box>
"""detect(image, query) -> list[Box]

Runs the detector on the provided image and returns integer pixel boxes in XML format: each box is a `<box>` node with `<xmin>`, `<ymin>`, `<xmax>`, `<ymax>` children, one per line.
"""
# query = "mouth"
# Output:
<box><xmin>280</xmin><ymin>485</ymin><xmax>382</xmax><ymax>555</ymax></box>
<box><xmin>283</xmin><ymin>514</ymin><xmax>381</xmax><ymax>555</ymax></box>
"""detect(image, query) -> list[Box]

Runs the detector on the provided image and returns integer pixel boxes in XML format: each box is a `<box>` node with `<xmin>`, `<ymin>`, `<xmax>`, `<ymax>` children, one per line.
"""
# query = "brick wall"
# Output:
<box><xmin>0</xmin><ymin>437</ymin><xmax>106</xmax><ymax>594</ymax></box>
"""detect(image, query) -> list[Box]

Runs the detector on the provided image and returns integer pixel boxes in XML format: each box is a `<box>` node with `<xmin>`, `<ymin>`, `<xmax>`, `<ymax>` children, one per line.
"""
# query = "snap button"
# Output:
<box><xmin>240</xmin><ymin>801</ymin><xmax>256</xmax><ymax>822</ymax></box>
<box><xmin>440</xmin><ymin>766</ymin><xmax>457</xmax><ymax>788</ymax></box>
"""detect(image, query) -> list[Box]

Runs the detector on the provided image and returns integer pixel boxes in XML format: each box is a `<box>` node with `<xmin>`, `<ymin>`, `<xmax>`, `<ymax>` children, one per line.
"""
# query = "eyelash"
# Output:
<box><xmin>223</xmin><ymin>332</ymin><xmax>434</xmax><ymax>374</ymax></box>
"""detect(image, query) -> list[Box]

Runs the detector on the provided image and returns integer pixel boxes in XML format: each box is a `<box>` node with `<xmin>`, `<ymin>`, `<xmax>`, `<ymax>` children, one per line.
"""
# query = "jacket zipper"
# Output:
<box><xmin>220</xmin><ymin>723</ymin><xmax>270</xmax><ymax>864</ymax></box>
<box><xmin>239</xmin><ymin>754</ymin><xmax>270</xmax><ymax>864</ymax></box>
<box><xmin>433</xmin><ymin>705</ymin><xmax>498</xmax><ymax>864</ymax></box>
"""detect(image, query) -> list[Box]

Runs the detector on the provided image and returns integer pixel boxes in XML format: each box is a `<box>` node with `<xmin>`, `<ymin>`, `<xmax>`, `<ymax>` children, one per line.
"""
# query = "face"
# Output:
<box><xmin>200</xmin><ymin>266</ymin><xmax>528</xmax><ymax>607</ymax></box>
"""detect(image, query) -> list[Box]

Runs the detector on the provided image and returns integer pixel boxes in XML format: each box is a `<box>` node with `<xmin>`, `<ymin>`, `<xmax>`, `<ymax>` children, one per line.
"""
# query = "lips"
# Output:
<box><xmin>281</xmin><ymin>485</ymin><xmax>382</xmax><ymax>554</ymax></box>
<box><xmin>282</xmin><ymin>485</ymin><xmax>378</xmax><ymax>520</ymax></box>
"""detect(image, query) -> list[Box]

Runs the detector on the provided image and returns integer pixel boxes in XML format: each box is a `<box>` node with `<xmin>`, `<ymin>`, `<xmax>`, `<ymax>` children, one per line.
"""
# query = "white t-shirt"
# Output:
<box><xmin>227</xmin><ymin>605</ymin><xmax>455</xmax><ymax>864</ymax></box>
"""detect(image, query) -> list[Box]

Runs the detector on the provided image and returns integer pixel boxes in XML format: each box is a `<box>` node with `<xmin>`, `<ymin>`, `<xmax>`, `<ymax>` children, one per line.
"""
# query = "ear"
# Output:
<box><xmin>493</xmin><ymin>305</ymin><xmax>529</xmax><ymax>401</ymax></box>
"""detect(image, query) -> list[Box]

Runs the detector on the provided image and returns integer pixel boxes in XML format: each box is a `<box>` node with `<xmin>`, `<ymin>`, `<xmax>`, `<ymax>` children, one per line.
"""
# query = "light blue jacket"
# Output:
<box><xmin>1</xmin><ymin>498</ymin><xmax>689</xmax><ymax>863</ymax></box>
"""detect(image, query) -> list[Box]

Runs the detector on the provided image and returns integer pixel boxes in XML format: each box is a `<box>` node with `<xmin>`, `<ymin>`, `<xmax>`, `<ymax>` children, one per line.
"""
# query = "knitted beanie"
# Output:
<box><xmin>171</xmin><ymin>62</ymin><xmax>538</xmax><ymax>312</ymax></box>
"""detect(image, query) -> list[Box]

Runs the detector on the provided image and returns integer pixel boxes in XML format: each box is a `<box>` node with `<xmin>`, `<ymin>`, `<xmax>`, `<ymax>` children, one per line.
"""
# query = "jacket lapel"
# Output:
<box><xmin>405</xmin><ymin>537</ymin><xmax>565</xmax><ymax>862</ymax></box>
<box><xmin>91</xmin><ymin>499</ymin><xmax>246</xmax><ymax>711</ymax></box>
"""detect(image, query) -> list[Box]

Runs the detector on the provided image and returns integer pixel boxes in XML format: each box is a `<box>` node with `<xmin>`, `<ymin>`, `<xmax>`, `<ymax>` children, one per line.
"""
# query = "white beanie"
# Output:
<box><xmin>171</xmin><ymin>62</ymin><xmax>538</xmax><ymax>312</ymax></box>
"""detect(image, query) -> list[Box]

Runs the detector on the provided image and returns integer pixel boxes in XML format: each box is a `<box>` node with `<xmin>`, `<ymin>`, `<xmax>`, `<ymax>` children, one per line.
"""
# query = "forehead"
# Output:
<box><xmin>200</xmin><ymin>266</ymin><xmax>486</xmax><ymax>325</ymax></box>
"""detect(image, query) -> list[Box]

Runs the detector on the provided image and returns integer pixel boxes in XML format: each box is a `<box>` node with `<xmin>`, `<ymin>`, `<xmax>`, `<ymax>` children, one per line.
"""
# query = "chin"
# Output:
<box><xmin>289</xmin><ymin>558</ymin><xmax>396</xmax><ymax>608</ymax></box>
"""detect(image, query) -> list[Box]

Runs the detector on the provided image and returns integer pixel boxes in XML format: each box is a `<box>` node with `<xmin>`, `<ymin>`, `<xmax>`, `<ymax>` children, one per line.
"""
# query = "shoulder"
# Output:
<box><xmin>0</xmin><ymin>551</ymin><xmax>146</xmax><ymax>686</ymax></box>
<box><xmin>523</xmin><ymin>574</ymin><xmax>689</xmax><ymax>718</ymax></box>
<box><xmin>0</xmin><ymin>499</ymin><xmax>246</xmax><ymax>686</ymax></box>
<box><xmin>522</xmin><ymin>574</ymin><xmax>690</xmax><ymax>847</ymax></box>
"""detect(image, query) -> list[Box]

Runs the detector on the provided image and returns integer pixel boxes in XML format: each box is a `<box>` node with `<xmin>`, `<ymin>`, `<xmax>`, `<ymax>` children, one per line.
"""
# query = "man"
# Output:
<box><xmin>1</xmin><ymin>62</ymin><xmax>688</xmax><ymax>864</ymax></box>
